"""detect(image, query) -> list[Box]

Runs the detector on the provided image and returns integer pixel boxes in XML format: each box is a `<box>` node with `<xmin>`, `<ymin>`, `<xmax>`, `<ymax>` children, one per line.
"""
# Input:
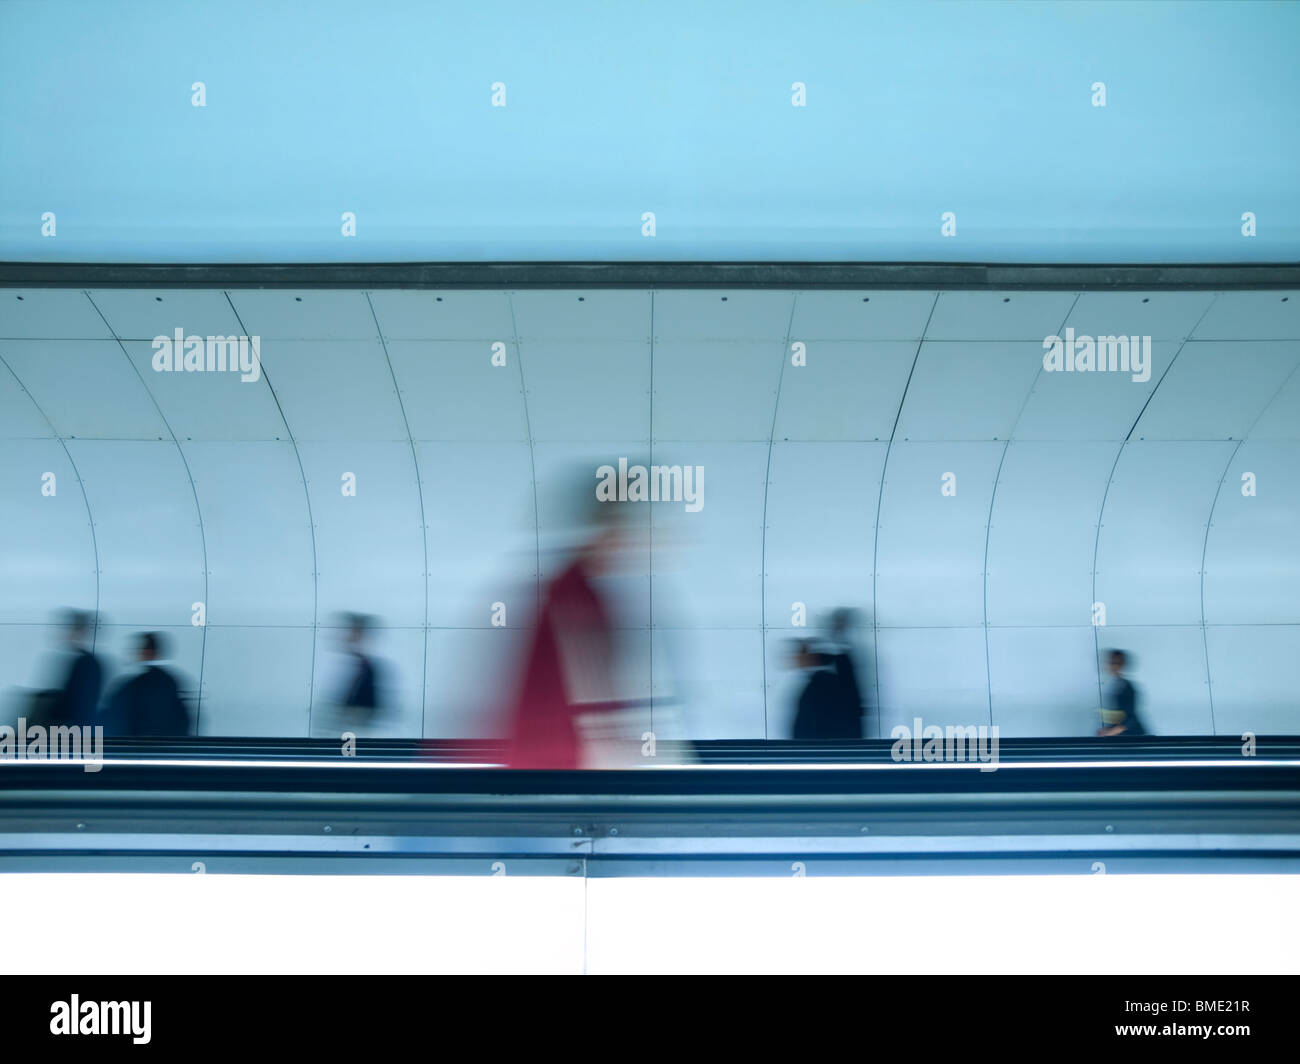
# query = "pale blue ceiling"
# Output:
<box><xmin>1</xmin><ymin>0</ymin><xmax>1297</xmax><ymax>263</ymax></box>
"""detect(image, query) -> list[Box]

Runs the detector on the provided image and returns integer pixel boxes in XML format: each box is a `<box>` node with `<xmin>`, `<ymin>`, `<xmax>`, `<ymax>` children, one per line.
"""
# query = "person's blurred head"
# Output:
<box><xmin>575</xmin><ymin>462</ymin><xmax>646</xmax><ymax>575</ymax></box>
<box><xmin>828</xmin><ymin>607</ymin><xmax>861</xmax><ymax>641</ymax></box>
<box><xmin>583</xmin><ymin>499</ymin><xmax>630</xmax><ymax>572</ymax></box>
<box><xmin>61</xmin><ymin>609</ymin><xmax>95</xmax><ymax>647</ymax></box>
<box><xmin>340</xmin><ymin>613</ymin><xmax>370</xmax><ymax>651</ymax></box>
<box><xmin>135</xmin><ymin>631</ymin><xmax>166</xmax><ymax>663</ymax></box>
<box><xmin>1107</xmin><ymin>649</ymin><xmax>1128</xmax><ymax>676</ymax></box>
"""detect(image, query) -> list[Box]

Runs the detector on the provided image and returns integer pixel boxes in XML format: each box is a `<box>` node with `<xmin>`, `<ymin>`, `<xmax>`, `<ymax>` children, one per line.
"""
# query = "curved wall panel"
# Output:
<box><xmin>876</xmin><ymin>441</ymin><xmax>1002</xmax><ymax>628</ymax></box>
<box><xmin>88</xmin><ymin>290</ymin><xmax>245</xmax><ymax>342</ymax></box>
<box><xmin>787</xmin><ymin>292</ymin><xmax>933</xmax><ymax>342</ymax></box>
<box><xmin>64</xmin><ymin>440</ymin><xmax>204</xmax><ymax>627</ymax></box>
<box><xmin>875</xmin><ymin>627</ymin><xmax>989</xmax><ymax>735</ymax></box>
<box><xmin>1249</xmin><ymin>359</ymin><xmax>1300</xmax><ymax>439</ymax></box>
<box><xmin>658</xmin><ymin>626</ymin><xmax>763</xmax><ymax>739</ymax></box>
<box><xmin>119</xmin><ymin>340</ymin><xmax>290</xmax><ymax>441</ymax></box>
<box><xmin>0</xmin><ymin>291</ymin><xmax>113</xmax><ymax>340</ymax></box>
<box><xmin>371</xmin><ymin>291</ymin><xmax>513</xmax><ymax>342</ymax></box>
<box><xmin>1011</xmin><ymin>347</ymin><xmax>1159</xmax><ymax>442</ymax></box>
<box><xmin>226</xmin><ymin>290</ymin><xmax>379</xmax><ymax>342</ymax></box>
<box><xmin>924</xmin><ymin>292</ymin><xmax>1077</xmax><ymax>342</ymax></box>
<box><xmin>182</xmin><ymin>441</ymin><xmax>315</xmax><ymax>629</ymax></box>
<box><xmin>299</xmin><ymin>441</ymin><xmax>425</xmax><ymax>626</ymax></box>
<box><xmin>0</xmin><ymin>438</ymin><xmax>96</xmax><ymax>624</ymax></box>
<box><xmin>1094</xmin><ymin>441</ymin><xmax>1235</xmax><ymax>627</ymax></box>
<box><xmin>988</xmin><ymin>626</ymin><xmax>1101</xmax><ymax>736</ymax></box>
<box><xmin>389</xmin><ymin>340</ymin><xmax>528</xmax><ymax>442</ymax></box>
<box><xmin>649</xmin><ymin>439</ymin><xmax>766</xmax><ymax>737</ymax></box>
<box><xmin>892</xmin><ymin>342</ymin><xmax>1041</xmax><ymax>441</ymax></box>
<box><xmin>653</xmin><ymin>342</ymin><xmax>783</xmax><ymax>442</ymax></box>
<box><xmin>1135</xmin><ymin>341</ymin><xmax>1300</xmax><ymax>440</ymax></box>
<box><xmin>0</xmin><ymin>360</ymin><xmax>56</xmax><ymax>439</ymax></box>
<box><xmin>985</xmin><ymin>442</ymin><xmax>1114</xmax><ymax>627</ymax></box>
<box><xmin>649</xmin><ymin>442</ymin><xmax>765</xmax><ymax>632</ymax></box>
<box><xmin>2</xmin><ymin>340</ymin><xmax>167</xmax><ymax>439</ymax></box>
<box><xmin>0</xmin><ymin>341</ymin><xmax>98</xmax><ymax>710</ymax></box>
<box><xmin>512</xmin><ymin>291</ymin><xmax>649</xmax><ymax>342</ymax></box>
<box><xmin>1063</xmin><ymin>291</ymin><xmax>1215</xmax><ymax>347</ymax></box>
<box><xmin>1205</xmin><ymin>625</ymin><xmax>1300</xmax><ymax>737</ymax></box>
<box><xmin>421</xmin><ymin>440</ymin><xmax>536</xmax><ymax>631</ymax></box>
<box><xmin>199</xmin><ymin>626</ymin><xmax>315</xmax><ymax>737</ymax></box>
<box><xmin>526</xmin><ymin>341</ymin><xmax>651</xmax><ymax>444</ymax></box>
<box><xmin>1</xmin><ymin>286</ymin><xmax>1298</xmax><ymax>739</ymax></box>
<box><xmin>1203</xmin><ymin>441</ymin><xmax>1300</xmax><ymax>625</ymax></box>
<box><xmin>773</xmin><ymin>341</ymin><xmax>917</xmax><ymax>441</ymax></box>
<box><xmin>764</xmin><ymin>442</ymin><xmax>884</xmax><ymax>630</ymax></box>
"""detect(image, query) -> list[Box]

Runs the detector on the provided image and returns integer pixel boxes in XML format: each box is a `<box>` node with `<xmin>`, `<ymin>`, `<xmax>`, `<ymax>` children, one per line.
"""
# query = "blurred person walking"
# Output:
<box><xmin>32</xmin><ymin>609</ymin><xmax>104</xmax><ymax>728</ymax></box>
<box><xmin>505</xmin><ymin>477</ymin><xmax>637</xmax><ymax>769</ymax></box>
<box><xmin>103</xmin><ymin>632</ymin><xmax>192</xmax><ymax>736</ymax></box>
<box><xmin>1096</xmin><ymin>649</ymin><xmax>1146</xmax><ymax>737</ymax></box>
<box><xmin>789</xmin><ymin>638</ymin><xmax>859</xmax><ymax>740</ymax></box>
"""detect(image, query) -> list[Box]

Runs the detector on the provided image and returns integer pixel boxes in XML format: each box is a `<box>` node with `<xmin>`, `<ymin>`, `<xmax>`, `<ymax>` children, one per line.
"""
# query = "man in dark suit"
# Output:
<box><xmin>49</xmin><ymin>609</ymin><xmax>103</xmax><ymax>728</ymax></box>
<box><xmin>339</xmin><ymin>614</ymin><xmax>381</xmax><ymax>713</ymax></box>
<box><xmin>826</xmin><ymin>607</ymin><xmax>867</xmax><ymax>739</ymax></box>
<box><xmin>104</xmin><ymin>632</ymin><xmax>191</xmax><ymax>736</ymax></box>
<box><xmin>790</xmin><ymin>639</ymin><xmax>860</xmax><ymax>740</ymax></box>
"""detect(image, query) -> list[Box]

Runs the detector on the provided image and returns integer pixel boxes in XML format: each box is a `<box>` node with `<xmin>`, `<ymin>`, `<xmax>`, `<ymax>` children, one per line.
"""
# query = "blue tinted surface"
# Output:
<box><xmin>1</xmin><ymin>0</ymin><xmax>1297</xmax><ymax>263</ymax></box>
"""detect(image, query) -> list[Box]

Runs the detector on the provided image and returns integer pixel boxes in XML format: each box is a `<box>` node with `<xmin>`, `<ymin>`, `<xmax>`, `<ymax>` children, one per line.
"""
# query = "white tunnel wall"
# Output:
<box><xmin>1</xmin><ymin>288</ymin><xmax>1298</xmax><ymax>738</ymax></box>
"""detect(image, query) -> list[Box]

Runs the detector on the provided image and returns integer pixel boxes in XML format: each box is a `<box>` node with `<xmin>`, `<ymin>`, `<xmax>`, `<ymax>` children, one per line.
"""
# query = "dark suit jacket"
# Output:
<box><xmin>106</xmin><ymin>665</ymin><xmax>191</xmax><ymax>736</ymax></box>
<box><xmin>832</xmin><ymin>651</ymin><xmax>865</xmax><ymax>725</ymax></box>
<box><xmin>1108</xmin><ymin>677</ymin><xmax>1146</xmax><ymax>735</ymax></box>
<box><xmin>342</xmin><ymin>654</ymin><xmax>379</xmax><ymax>710</ymax></box>
<box><xmin>59</xmin><ymin>649</ymin><xmax>103</xmax><ymax>727</ymax></box>
<box><xmin>793</xmin><ymin>667</ymin><xmax>860</xmax><ymax>740</ymax></box>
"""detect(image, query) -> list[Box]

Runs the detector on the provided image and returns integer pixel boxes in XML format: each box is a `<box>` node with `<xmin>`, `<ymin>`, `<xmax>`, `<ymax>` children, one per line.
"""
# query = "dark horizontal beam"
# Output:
<box><xmin>2</xmin><ymin>261</ymin><xmax>1299</xmax><ymax>290</ymax></box>
<box><xmin>3</xmin><ymin>743</ymin><xmax>1298</xmax><ymax>799</ymax></box>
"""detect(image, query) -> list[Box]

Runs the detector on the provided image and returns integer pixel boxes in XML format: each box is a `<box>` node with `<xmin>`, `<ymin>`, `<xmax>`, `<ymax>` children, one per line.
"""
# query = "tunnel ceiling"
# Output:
<box><xmin>1</xmin><ymin>286</ymin><xmax>1298</xmax><ymax>740</ymax></box>
<box><xmin>2</xmin><ymin>2</ymin><xmax>1299</xmax><ymax>263</ymax></box>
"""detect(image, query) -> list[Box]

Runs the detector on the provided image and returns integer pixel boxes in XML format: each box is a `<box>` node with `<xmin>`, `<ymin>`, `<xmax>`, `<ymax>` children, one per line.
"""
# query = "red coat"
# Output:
<box><xmin>505</xmin><ymin>558</ymin><xmax>615</xmax><ymax>769</ymax></box>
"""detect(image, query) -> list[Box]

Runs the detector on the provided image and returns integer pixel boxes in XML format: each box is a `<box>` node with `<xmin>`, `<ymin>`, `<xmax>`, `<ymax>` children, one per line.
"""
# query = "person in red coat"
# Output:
<box><xmin>505</xmin><ymin>492</ymin><xmax>632</xmax><ymax>770</ymax></box>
